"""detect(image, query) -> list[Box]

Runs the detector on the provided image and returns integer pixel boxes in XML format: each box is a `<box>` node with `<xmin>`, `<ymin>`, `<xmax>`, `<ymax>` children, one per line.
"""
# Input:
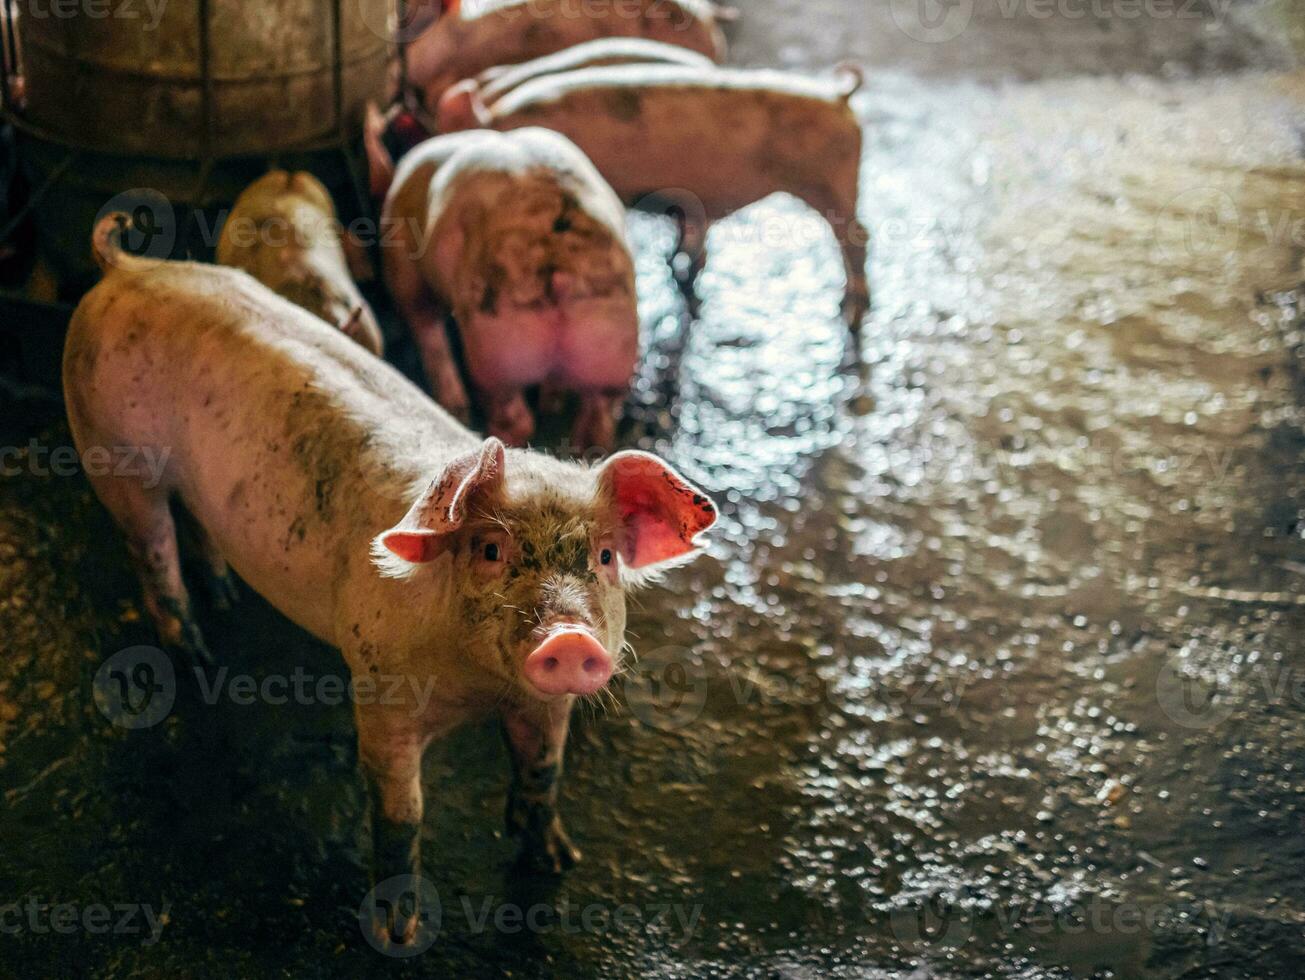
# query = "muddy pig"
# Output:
<box><xmin>67</xmin><ymin>212</ymin><xmax>717</xmax><ymax>947</ymax></box>
<box><xmin>448</xmin><ymin>63</ymin><xmax>870</xmax><ymax>330</ymax></box>
<box><xmin>406</xmin><ymin>0</ymin><xmax>732</xmax><ymax>113</ymax></box>
<box><xmin>216</xmin><ymin>170</ymin><xmax>384</xmax><ymax>356</ymax></box>
<box><xmin>437</xmin><ymin>36</ymin><xmax>714</xmax><ymax>132</ymax></box>
<box><xmin>365</xmin><ymin>123</ymin><xmax>640</xmax><ymax>450</ymax></box>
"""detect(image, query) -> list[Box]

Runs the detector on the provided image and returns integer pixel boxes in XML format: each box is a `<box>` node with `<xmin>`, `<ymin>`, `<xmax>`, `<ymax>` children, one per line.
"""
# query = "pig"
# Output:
<box><xmin>68</xmin><ymin>211</ymin><xmax>717</xmax><ymax>946</ymax></box>
<box><xmin>405</xmin><ymin>0</ymin><xmax>732</xmax><ymax>113</ymax></box>
<box><xmin>447</xmin><ymin>63</ymin><xmax>871</xmax><ymax>330</ymax></box>
<box><xmin>437</xmin><ymin>36</ymin><xmax>715</xmax><ymax>132</ymax></box>
<box><xmin>365</xmin><ymin>124</ymin><xmax>641</xmax><ymax>450</ymax></box>
<box><xmin>216</xmin><ymin>170</ymin><xmax>384</xmax><ymax>356</ymax></box>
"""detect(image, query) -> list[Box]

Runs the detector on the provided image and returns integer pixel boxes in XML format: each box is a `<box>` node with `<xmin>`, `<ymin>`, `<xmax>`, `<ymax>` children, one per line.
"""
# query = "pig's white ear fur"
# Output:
<box><xmin>597</xmin><ymin>451</ymin><xmax>717</xmax><ymax>574</ymax></box>
<box><xmin>372</xmin><ymin>438</ymin><xmax>505</xmax><ymax>576</ymax></box>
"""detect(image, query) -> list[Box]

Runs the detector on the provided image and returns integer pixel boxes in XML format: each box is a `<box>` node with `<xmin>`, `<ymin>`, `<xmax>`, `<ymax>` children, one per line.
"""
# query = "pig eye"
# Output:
<box><xmin>600</xmin><ymin>548</ymin><xmax>613</xmax><ymax>566</ymax></box>
<box><xmin>483</xmin><ymin>543</ymin><xmax>502</xmax><ymax>562</ymax></box>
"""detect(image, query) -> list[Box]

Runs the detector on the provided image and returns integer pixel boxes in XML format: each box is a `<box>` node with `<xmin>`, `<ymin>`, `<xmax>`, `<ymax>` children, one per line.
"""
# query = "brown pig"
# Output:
<box><xmin>447</xmin><ymin>63</ymin><xmax>871</xmax><ymax>330</ymax></box>
<box><xmin>67</xmin><ymin>212</ymin><xmax>717</xmax><ymax>946</ymax></box>
<box><xmin>366</xmin><ymin>124</ymin><xmax>640</xmax><ymax>450</ymax></box>
<box><xmin>216</xmin><ymin>170</ymin><xmax>384</xmax><ymax>356</ymax></box>
<box><xmin>437</xmin><ymin>37</ymin><xmax>715</xmax><ymax>132</ymax></box>
<box><xmin>405</xmin><ymin>0</ymin><xmax>732</xmax><ymax>112</ymax></box>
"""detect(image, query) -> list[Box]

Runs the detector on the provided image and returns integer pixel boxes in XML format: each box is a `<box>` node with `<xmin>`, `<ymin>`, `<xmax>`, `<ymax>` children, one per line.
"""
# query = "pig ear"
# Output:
<box><xmin>374</xmin><ymin>438</ymin><xmax>506</xmax><ymax>570</ymax></box>
<box><xmin>598</xmin><ymin>451</ymin><xmax>717</xmax><ymax>570</ymax></box>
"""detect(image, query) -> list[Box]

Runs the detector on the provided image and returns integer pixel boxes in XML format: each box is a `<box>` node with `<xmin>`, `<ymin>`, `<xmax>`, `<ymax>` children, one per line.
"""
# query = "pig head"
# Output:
<box><xmin>369</xmin><ymin>438</ymin><xmax>716</xmax><ymax>702</ymax></box>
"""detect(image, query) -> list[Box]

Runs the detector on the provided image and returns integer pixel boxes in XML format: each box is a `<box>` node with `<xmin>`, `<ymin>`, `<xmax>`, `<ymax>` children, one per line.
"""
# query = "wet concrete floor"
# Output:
<box><xmin>3</xmin><ymin>1</ymin><xmax>1305</xmax><ymax>977</ymax></box>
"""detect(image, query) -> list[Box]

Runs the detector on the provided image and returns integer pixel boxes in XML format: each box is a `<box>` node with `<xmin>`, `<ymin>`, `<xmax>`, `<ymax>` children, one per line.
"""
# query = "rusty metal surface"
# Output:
<box><xmin>8</xmin><ymin>0</ymin><xmax>392</xmax><ymax>159</ymax></box>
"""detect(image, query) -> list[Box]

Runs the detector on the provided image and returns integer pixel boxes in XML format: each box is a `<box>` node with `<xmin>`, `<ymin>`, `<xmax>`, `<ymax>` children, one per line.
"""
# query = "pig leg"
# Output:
<box><xmin>480</xmin><ymin>387</ymin><xmax>536</xmax><ymax>447</ymax></box>
<box><xmin>178</xmin><ymin>507</ymin><xmax>239</xmax><ymax>611</ymax></box>
<box><xmin>411</xmin><ymin>305</ymin><xmax>471</xmax><ymax>424</ymax></box>
<box><xmin>805</xmin><ymin>182</ymin><xmax>870</xmax><ymax>333</ymax></box>
<box><xmin>383</xmin><ymin>242</ymin><xmax>470</xmax><ymax>421</ymax></box>
<box><xmin>502</xmin><ymin>705</ymin><xmax>580</xmax><ymax>874</ymax></box>
<box><xmin>671</xmin><ymin>212</ymin><xmax>711</xmax><ymax>317</ymax></box>
<box><xmin>838</xmin><ymin>216</ymin><xmax>870</xmax><ymax>332</ymax></box>
<box><xmin>571</xmin><ymin>390</ymin><xmax>622</xmax><ymax>454</ymax></box>
<box><xmin>358</xmin><ymin>713</ymin><xmax>427</xmax><ymax>945</ymax></box>
<box><xmin>538</xmin><ymin>381</ymin><xmax>568</xmax><ymax>418</ymax></box>
<box><xmin>91</xmin><ymin>476</ymin><xmax>211</xmax><ymax>665</ymax></box>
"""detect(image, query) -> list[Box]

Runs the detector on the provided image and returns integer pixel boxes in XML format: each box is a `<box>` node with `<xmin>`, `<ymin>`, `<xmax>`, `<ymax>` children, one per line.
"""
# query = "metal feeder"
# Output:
<box><xmin>0</xmin><ymin>0</ymin><xmax>395</xmax><ymax>290</ymax></box>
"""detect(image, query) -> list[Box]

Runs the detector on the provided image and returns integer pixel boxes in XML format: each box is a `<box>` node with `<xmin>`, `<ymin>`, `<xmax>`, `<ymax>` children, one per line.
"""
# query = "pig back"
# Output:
<box><xmin>411</xmin><ymin>129</ymin><xmax>635</xmax><ymax>326</ymax></box>
<box><xmin>64</xmin><ymin>262</ymin><xmax>476</xmax><ymax>641</ymax></box>
<box><xmin>488</xmin><ymin>65</ymin><xmax>863</xmax><ymax>219</ymax></box>
<box><xmin>478</xmin><ymin>37</ymin><xmax>717</xmax><ymax>107</ymax></box>
<box><xmin>410</xmin><ymin>0</ymin><xmax>726</xmax><ymax>107</ymax></box>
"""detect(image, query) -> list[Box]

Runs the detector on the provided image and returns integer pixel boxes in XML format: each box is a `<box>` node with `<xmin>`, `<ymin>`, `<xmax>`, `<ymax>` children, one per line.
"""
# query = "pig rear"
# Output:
<box><xmin>377</xmin><ymin>128</ymin><xmax>641</xmax><ymax>450</ymax></box>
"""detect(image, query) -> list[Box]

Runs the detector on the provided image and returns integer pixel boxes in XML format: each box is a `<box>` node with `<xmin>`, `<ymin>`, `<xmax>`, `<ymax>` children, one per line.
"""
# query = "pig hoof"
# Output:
<box><xmin>158</xmin><ymin>599</ymin><xmax>214</xmax><ymax>667</ymax></box>
<box><xmin>174</xmin><ymin>624</ymin><xmax>215</xmax><ymax>668</ymax></box>
<box><xmin>207</xmin><ymin>571</ymin><xmax>240</xmax><ymax>611</ymax></box>
<box><xmin>842</xmin><ymin>291</ymin><xmax>869</xmax><ymax>331</ymax></box>
<box><xmin>371</xmin><ymin>907</ymin><xmax>420</xmax><ymax>950</ymax></box>
<box><xmin>516</xmin><ymin>824</ymin><xmax>581</xmax><ymax>875</ymax></box>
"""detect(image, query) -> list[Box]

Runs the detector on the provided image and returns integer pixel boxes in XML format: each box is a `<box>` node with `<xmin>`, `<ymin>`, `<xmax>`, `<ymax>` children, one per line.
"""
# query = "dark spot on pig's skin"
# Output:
<box><xmin>479</xmin><ymin>281</ymin><xmax>499</xmax><ymax>315</ymax></box>
<box><xmin>285</xmin><ymin>514</ymin><xmax>308</xmax><ymax>551</ymax></box>
<box><xmin>606</xmin><ymin>89</ymin><xmax>642</xmax><ymax>123</ymax></box>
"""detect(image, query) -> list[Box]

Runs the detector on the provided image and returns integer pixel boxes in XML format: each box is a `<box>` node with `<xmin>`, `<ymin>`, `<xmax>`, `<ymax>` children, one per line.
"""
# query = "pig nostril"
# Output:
<box><xmin>582</xmin><ymin>657</ymin><xmax>600</xmax><ymax>674</ymax></box>
<box><xmin>542</xmin><ymin>656</ymin><xmax>559</xmax><ymax>673</ymax></box>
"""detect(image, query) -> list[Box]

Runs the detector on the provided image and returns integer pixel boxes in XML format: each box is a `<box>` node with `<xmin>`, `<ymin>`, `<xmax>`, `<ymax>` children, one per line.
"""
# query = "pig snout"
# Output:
<box><xmin>523</xmin><ymin>628</ymin><xmax>614</xmax><ymax>697</ymax></box>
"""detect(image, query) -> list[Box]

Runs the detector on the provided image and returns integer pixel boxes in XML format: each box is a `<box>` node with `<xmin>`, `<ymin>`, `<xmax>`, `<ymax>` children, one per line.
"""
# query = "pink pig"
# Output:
<box><xmin>405</xmin><ymin>0</ymin><xmax>732</xmax><ymax>113</ymax></box>
<box><xmin>366</xmin><ymin>122</ymin><xmax>641</xmax><ymax>451</ymax></box>
<box><xmin>67</xmin><ymin>212</ymin><xmax>717</xmax><ymax>947</ymax></box>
